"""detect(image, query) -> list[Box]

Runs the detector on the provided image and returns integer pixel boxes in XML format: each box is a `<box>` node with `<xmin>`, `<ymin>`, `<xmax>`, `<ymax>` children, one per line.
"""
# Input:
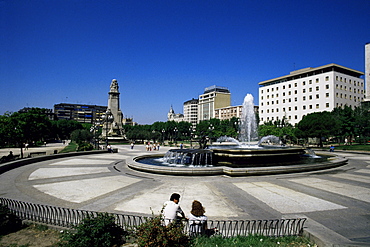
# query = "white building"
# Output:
<box><xmin>258</xmin><ymin>63</ymin><xmax>364</xmax><ymax>125</ymax></box>
<box><xmin>365</xmin><ymin>43</ymin><xmax>370</xmax><ymax>101</ymax></box>
<box><xmin>183</xmin><ymin>98</ymin><xmax>198</xmax><ymax>126</ymax></box>
<box><xmin>167</xmin><ymin>105</ymin><xmax>184</xmax><ymax>122</ymax></box>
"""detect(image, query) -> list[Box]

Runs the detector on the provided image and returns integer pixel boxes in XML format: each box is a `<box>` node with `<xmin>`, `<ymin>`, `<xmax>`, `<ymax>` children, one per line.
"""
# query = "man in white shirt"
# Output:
<box><xmin>162</xmin><ymin>193</ymin><xmax>185</xmax><ymax>226</ymax></box>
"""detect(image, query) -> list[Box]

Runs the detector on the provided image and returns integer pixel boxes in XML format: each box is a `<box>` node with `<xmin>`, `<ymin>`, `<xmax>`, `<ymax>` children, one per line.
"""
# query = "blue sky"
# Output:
<box><xmin>1</xmin><ymin>0</ymin><xmax>369</xmax><ymax>124</ymax></box>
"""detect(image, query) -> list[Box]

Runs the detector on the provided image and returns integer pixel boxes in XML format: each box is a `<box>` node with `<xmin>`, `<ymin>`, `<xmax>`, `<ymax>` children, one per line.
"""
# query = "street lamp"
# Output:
<box><xmin>162</xmin><ymin>129</ymin><xmax>165</xmax><ymax>144</ymax></box>
<box><xmin>174</xmin><ymin>127</ymin><xmax>178</xmax><ymax>145</ymax></box>
<box><xmin>102</xmin><ymin>110</ymin><xmax>114</xmax><ymax>148</ymax></box>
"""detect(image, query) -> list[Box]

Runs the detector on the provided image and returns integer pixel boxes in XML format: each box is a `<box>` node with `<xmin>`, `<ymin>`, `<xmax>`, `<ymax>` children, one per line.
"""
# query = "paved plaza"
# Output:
<box><xmin>0</xmin><ymin>144</ymin><xmax>370</xmax><ymax>246</ymax></box>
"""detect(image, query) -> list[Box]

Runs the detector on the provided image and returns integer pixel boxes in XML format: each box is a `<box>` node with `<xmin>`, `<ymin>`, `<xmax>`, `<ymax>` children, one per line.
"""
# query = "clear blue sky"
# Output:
<box><xmin>1</xmin><ymin>0</ymin><xmax>369</xmax><ymax>124</ymax></box>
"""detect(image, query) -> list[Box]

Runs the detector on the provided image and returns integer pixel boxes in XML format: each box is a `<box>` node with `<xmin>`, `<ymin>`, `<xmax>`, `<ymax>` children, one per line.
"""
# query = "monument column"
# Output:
<box><xmin>102</xmin><ymin>79</ymin><xmax>124</xmax><ymax>139</ymax></box>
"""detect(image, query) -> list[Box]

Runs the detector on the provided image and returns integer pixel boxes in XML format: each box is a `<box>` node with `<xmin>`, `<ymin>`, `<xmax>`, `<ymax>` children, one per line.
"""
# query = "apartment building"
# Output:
<box><xmin>258</xmin><ymin>63</ymin><xmax>364</xmax><ymax>125</ymax></box>
<box><xmin>183</xmin><ymin>98</ymin><xmax>198</xmax><ymax>125</ymax></box>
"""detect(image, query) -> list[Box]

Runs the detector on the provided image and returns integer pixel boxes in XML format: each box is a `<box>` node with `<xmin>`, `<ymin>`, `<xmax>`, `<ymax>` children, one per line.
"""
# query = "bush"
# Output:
<box><xmin>0</xmin><ymin>204</ymin><xmax>23</xmax><ymax>235</ymax></box>
<box><xmin>135</xmin><ymin>215</ymin><xmax>189</xmax><ymax>247</ymax></box>
<box><xmin>59</xmin><ymin>213</ymin><xmax>126</xmax><ymax>247</ymax></box>
<box><xmin>77</xmin><ymin>142</ymin><xmax>93</xmax><ymax>151</ymax></box>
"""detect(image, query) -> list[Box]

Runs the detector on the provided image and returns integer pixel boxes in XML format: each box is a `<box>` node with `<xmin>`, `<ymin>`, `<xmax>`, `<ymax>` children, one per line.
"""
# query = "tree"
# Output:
<box><xmin>332</xmin><ymin>105</ymin><xmax>356</xmax><ymax>144</ymax></box>
<box><xmin>296</xmin><ymin>111</ymin><xmax>340</xmax><ymax>147</ymax></box>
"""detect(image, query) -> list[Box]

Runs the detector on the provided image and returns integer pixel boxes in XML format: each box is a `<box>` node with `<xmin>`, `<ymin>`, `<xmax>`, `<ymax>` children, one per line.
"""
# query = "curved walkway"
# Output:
<box><xmin>0</xmin><ymin>144</ymin><xmax>369</xmax><ymax>246</ymax></box>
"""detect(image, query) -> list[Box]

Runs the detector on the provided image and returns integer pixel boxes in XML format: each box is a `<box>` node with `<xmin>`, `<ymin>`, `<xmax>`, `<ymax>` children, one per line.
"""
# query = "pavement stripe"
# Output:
<box><xmin>233</xmin><ymin>182</ymin><xmax>345</xmax><ymax>214</ymax></box>
<box><xmin>330</xmin><ymin>173</ymin><xmax>370</xmax><ymax>184</ymax></box>
<box><xmin>289</xmin><ymin>178</ymin><xmax>370</xmax><ymax>203</ymax></box>
<box><xmin>50</xmin><ymin>158</ymin><xmax>115</xmax><ymax>165</ymax></box>
<box><xmin>29</xmin><ymin>167</ymin><xmax>111</xmax><ymax>180</ymax></box>
<box><xmin>114</xmin><ymin>182</ymin><xmax>239</xmax><ymax>217</ymax></box>
<box><xmin>355</xmin><ymin>170</ymin><xmax>370</xmax><ymax>176</ymax></box>
<box><xmin>34</xmin><ymin>176</ymin><xmax>140</xmax><ymax>203</ymax></box>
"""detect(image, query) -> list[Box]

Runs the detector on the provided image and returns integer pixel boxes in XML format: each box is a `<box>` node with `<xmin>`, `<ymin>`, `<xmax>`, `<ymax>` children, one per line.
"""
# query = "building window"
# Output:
<box><xmin>309</xmin><ymin>88</ymin><xmax>312</xmax><ymax>92</ymax></box>
<box><xmin>326</xmin><ymin>103</ymin><xmax>329</xmax><ymax>108</ymax></box>
<box><xmin>326</xmin><ymin>84</ymin><xmax>329</xmax><ymax>89</ymax></box>
<box><xmin>303</xmin><ymin>96</ymin><xmax>306</xmax><ymax>101</ymax></box>
<box><xmin>303</xmin><ymin>89</ymin><xmax>306</xmax><ymax>93</ymax></box>
<box><xmin>309</xmin><ymin>105</ymin><xmax>313</xmax><ymax>109</ymax></box>
<box><xmin>325</xmin><ymin>76</ymin><xmax>329</xmax><ymax>81</ymax></box>
<box><xmin>303</xmin><ymin>105</ymin><xmax>306</xmax><ymax>110</ymax></box>
<box><xmin>316</xmin><ymin>104</ymin><xmax>319</xmax><ymax>109</ymax></box>
<box><xmin>309</xmin><ymin>95</ymin><xmax>313</xmax><ymax>100</ymax></box>
<box><xmin>316</xmin><ymin>86</ymin><xmax>319</xmax><ymax>91</ymax></box>
<box><xmin>303</xmin><ymin>81</ymin><xmax>306</xmax><ymax>86</ymax></box>
<box><xmin>316</xmin><ymin>78</ymin><xmax>319</xmax><ymax>83</ymax></box>
<box><xmin>326</xmin><ymin>93</ymin><xmax>329</xmax><ymax>97</ymax></box>
<box><xmin>316</xmin><ymin>94</ymin><xmax>319</xmax><ymax>99</ymax></box>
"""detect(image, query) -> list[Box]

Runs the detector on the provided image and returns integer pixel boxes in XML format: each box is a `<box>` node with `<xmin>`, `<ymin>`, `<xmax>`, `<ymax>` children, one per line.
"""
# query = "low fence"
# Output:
<box><xmin>0</xmin><ymin>197</ymin><xmax>306</xmax><ymax>237</ymax></box>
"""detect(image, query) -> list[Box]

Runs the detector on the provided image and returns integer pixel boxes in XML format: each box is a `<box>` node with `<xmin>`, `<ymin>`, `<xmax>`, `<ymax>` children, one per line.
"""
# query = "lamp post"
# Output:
<box><xmin>208</xmin><ymin>124</ymin><xmax>214</xmax><ymax>145</ymax></box>
<box><xmin>162</xmin><ymin>129</ymin><xmax>165</xmax><ymax>145</ymax></box>
<box><xmin>174</xmin><ymin>127</ymin><xmax>178</xmax><ymax>145</ymax></box>
<box><xmin>102</xmin><ymin>110</ymin><xmax>114</xmax><ymax>148</ymax></box>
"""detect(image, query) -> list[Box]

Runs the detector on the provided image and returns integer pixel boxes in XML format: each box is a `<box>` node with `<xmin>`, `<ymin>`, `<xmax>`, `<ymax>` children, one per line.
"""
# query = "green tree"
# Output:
<box><xmin>332</xmin><ymin>105</ymin><xmax>356</xmax><ymax>144</ymax></box>
<box><xmin>52</xmin><ymin>119</ymin><xmax>83</xmax><ymax>140</ymax></box>
<box><xmin>296</xmin><ymin>111</ymin><xmax>340</xmax><ymax>147</ymax></box>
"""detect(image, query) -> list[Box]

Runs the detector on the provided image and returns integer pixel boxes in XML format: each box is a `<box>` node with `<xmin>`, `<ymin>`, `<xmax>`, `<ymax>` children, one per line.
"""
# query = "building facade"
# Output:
<box><xmin>198</xmin><ymin>85</ymin><xmax>231</xmax><ymax>122</ymax></box>
<box><xmin>54</xmin><ymin>103</ymin><xmax>107</xmax><ymax>123</ymax></box>
<box><xmin>183</xmin><ymin>98</ymin><xmax>198</xmax><ymax>125</ymax></box>
<box><xmin>365</xmin><ymin>43</ymin><xmax>370</xmax><ymax>101</ymax></box>
<box><xmin>258</xmin><ymin>63</ymin><xmax>364</xmax><ymax>125</ymax></box>
<box><xmin>167</xmin><ymin>105</ymin><xmax>184</xmax><ymax>122</ymax></box>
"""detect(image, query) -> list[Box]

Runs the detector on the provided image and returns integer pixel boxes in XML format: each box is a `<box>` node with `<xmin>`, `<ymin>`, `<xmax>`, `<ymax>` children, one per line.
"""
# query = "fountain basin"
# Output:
<box><xmin>212</xmin><ymin>147</ymin><xmax>306</xmax><ymax>167</ymax></box>
<box><xmin>127</xmin><ymin>153</ymin><xmax>348</xmax><ymax>176</ymax></box>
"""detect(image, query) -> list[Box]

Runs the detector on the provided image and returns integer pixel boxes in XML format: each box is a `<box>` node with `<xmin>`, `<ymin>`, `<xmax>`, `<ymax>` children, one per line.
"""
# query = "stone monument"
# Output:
<box><xmin>102</xmin><ymin>79</ymin><xmax>124</xmax><ymax>139</ymax></box>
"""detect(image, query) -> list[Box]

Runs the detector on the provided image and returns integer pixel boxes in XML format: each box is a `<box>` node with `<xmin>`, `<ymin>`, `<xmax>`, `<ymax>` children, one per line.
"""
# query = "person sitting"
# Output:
<box><xmin>162</xmin><ymin>193</ymin><xmax>186</xmax><ymax>226</ymax></box>
<box><xmin>188</xmin><ymin>200</ymin><xmax>208</xmax><ymax>236</ymax></box>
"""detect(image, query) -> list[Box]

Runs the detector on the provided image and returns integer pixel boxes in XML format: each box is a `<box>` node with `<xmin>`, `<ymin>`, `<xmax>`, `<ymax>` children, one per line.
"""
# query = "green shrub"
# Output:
<box><xmin>135</xmin><ymin>215</ymin><xmax>189</xmax><ymax>247</ymax></box>
<box><xmin>0</xmin><ymin>204</ymin><xmax>23</xmax><ymax>235</ymax></box>
<box><xmin>59</xmin><ymin>213</ymin><xmax>126</xmax><ymax>247</ymax></box>
<box><xmin>77</xmin><ymin>142</ymin><xmax>93</xmax><ymax>151</ymax></box>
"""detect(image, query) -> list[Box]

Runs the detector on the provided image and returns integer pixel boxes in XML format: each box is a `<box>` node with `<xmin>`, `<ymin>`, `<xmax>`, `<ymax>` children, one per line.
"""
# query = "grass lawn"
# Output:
<box><xmin>58</xmin><ymin>142</ymin><xmax>78</xmax><ymax>153</ymax></box>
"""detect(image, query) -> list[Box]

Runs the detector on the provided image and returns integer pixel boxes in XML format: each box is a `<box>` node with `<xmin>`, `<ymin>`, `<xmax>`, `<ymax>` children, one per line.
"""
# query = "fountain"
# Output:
<box><xmin>128</xmin><ymin>94</ymin><xmax>348</xmax><ymax>176</ymax></box>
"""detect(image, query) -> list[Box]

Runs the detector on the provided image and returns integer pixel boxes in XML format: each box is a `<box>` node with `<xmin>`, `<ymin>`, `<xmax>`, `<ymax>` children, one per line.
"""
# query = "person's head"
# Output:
<box><xmin>191</xmin><ymin>200</ymin><xmax>205</xmax><ymax>217</ymax></box>
<box><xmin>170</xmin><ymin>193</ymin><xmax>181</xmax><ymax>203</ymax></box>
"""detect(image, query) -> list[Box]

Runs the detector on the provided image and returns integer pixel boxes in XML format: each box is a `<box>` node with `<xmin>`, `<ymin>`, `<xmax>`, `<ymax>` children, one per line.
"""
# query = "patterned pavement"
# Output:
<box><xmin>0</xmin><ymin>145</ymin><xmax>369</xmax><ymax>245</ymax></box>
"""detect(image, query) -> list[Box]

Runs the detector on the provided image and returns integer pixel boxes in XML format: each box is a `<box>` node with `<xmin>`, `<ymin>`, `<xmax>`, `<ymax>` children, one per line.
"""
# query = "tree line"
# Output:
<box><xmin>1</xmin><ymin>104</ymin><xmax>369</xmax><ymax>149</ymax></box>
<box><xmin>0</xmin><ymin>108</ymin><xmax>90</xmax><ymax>148</ymax></box>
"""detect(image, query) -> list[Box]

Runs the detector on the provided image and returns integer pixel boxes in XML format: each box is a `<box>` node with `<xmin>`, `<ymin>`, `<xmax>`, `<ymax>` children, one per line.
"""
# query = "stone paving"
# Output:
<box><xmin>0</xmin><ymin>144</ymin><xmax>370</xmax><ymax>246</ymax></box>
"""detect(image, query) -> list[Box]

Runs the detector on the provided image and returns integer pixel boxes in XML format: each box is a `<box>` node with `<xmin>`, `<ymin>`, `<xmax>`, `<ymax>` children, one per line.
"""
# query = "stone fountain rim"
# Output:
<box><xmin>127</xmin><ymin>153</ymin><xmax>348</xmax><ymax>176</ymax></box>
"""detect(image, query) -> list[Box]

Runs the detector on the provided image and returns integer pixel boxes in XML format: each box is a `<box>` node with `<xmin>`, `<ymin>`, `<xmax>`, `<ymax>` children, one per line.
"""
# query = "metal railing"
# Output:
<box><xmin>0</xmin><ymin>197</ymin><xmax>306</xmax><ymax>237</ymax></box>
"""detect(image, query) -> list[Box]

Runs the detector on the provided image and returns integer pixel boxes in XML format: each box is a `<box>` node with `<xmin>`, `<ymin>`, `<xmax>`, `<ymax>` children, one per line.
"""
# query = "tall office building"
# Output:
<box><xmin>198</xmin><ymin>85</ymin><xmax>231</xmax><ymax>122</ymax></box>
<box><xmin>183</xmin><ymin>98</ymin><xmax>198</xmax><ymax>126</ymax></box>
<box><xmin>258</xmin><ymin>63</ymin><xmax>364</xmax><ymax>125</ymax></box>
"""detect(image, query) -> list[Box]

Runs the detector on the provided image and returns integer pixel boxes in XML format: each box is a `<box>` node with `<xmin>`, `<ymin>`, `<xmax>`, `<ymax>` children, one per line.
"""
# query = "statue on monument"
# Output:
<box><xmin>102</xmin><ymin>79</ymin><xmax>125</xmax><ymax>140</ymax></box>
<box><xmin>110</xmin><ymin>79</ymin><xmax>119</xmax><ymax>92</ymax></box>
